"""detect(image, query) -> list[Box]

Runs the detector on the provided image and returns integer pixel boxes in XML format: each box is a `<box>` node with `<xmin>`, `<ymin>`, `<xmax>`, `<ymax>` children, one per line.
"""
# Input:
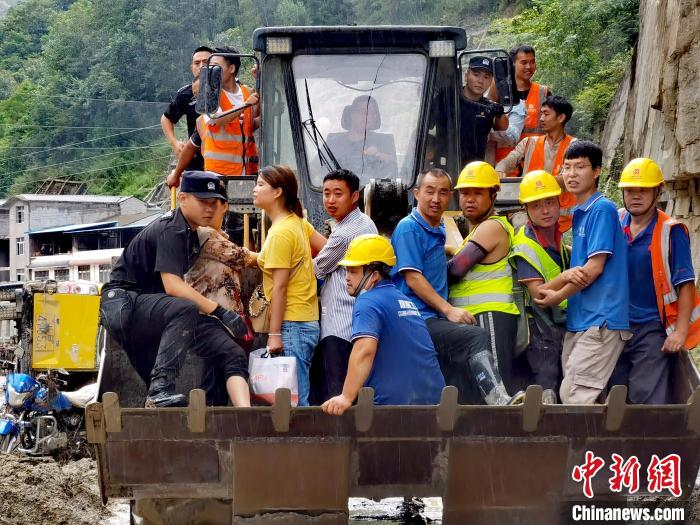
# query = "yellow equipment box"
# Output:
<box><xmin>32</xmin><ymin>292</ymin><xmax>100</xmax><ymax>371</ymax></box>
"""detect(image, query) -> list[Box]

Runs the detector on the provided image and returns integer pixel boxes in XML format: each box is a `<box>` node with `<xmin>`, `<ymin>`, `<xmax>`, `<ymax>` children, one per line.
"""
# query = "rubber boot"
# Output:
<box><xmin>145</xmin><ymin>376</ymin><xmax>186</xmax><ymax>408</ymax></box>
<box><xmin>468</xmin><ymin>350</ymin><xmax>525</xmax><ymax>406</ymax></box>
<box><xmin>542</xmin><ymin>388</ymin><xmax>558</xmax><ymax>404</ymax></box>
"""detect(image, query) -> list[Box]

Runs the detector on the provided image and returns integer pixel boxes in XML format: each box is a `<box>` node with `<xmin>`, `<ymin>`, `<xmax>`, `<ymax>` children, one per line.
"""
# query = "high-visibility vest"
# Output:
<box><xmin>509</xmin><ymin>226</ymin><xmax>569</xmax><ymax>310</ymax></box>
<box><xmin>448</xmin><ymin>215</ymin><xmax>519</xmax><ymax>316</ymax></box>
<box><xmin>619</xmin><ymin>208</ymin><xmax>700</xmax><ymax>349</ymax></box>
<box><xmin>495</xmin><ymin>82</ymin><xmax>548</xmax><ymax>177</ymax></box>
<box><xmin>196</xmin><ymin>85</ymin><xmax>259</xmax><ymax>176</ymax></box>
<box><xmin>522</xmin><ymin>134</ymin><xmax>576</xmax><ymax>233</ymax></box>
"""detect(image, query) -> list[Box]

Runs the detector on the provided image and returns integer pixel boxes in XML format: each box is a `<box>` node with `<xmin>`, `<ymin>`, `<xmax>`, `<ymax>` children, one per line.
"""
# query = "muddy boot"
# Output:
<box><xmin>542</xmin><ymin>388</ymin><xmax>558</xmax><ymax>404</ymax></box>
<box><xmin>145</xmin><ymin>376</ymin><xmax>186</xmax><ymax>408</ymax></box>
<box><xmin>468</xmin><ymin>350</ymin><xmax>525</xmax><ymax>406</ymax></box>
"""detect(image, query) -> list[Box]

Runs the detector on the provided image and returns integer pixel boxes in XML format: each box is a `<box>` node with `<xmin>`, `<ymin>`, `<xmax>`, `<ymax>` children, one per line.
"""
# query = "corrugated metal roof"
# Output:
<box><xmin>16</xmin><ymin>194</ymin><xmax>131</xmax><ymax>203</ymax></box>
<box><xmin>28</xmin><ymin>221</ymin><xmax>118</xmax><ymax>235</ymax></box>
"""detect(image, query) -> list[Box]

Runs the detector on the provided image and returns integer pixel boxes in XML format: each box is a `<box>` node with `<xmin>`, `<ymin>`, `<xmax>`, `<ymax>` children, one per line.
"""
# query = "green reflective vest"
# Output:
<box><xmin>509</xmin><ymin>226</ymin><xmax>569</xmax><ymax>310</ymax></box>
<box><xmin>448</xmin><ymin>215</ymin><xmax>519</xmax><ymax>316</ymax></box>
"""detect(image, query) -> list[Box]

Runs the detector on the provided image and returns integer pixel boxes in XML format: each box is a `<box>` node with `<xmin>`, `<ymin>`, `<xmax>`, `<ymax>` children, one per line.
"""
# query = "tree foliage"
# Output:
<box><xmin>0</xmin><ymin>0</ymin><xmax>637</xmax><ymax>198</ymax></box>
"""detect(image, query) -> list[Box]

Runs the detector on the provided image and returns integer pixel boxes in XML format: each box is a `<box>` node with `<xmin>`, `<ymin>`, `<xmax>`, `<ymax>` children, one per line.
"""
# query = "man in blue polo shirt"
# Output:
<box><xmin>321</xmin><ymin>235</ymin><xmax>445</xmax><ymax>414</ymax></box>
<box><xmin>535</xmin><ymin>141</ymin><xmax>630</xmax><ymax>404</ymax></box>
<box><xmin>609</xmin><ymin>158</ymin><xmax>699</xmax><ymax>404</ymax></box>
<box><xmin>390</xmin><ymin>168</ymin><xmax>523</xmax><ymax>405</ymax></box>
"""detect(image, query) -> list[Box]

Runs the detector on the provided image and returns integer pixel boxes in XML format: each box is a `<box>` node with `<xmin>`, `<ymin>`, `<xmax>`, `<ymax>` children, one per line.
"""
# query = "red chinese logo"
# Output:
<box><xmin>647</xmin><ymin>454</ymin><xmax>682</xmax><ymax>497</ymax></box>
<box><xmin>572</xmin><ymin>451</ymin><xmax>605</xmax><ymax>499</ymax></box>
<box><xmin>609</xmin><ymin>454</ymin><xmax>641</xmax><ymax>494</ymax></box>
<box><xmin>572</xmin><ymin>452</ymin><xmax>682</xmax><ymax>499</ymax></box>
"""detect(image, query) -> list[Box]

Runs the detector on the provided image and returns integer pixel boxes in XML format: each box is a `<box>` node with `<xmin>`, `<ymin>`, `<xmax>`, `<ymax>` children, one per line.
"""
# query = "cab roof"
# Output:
<box><xmin>253</xmin><ymin>25</ymin><xmax>468</xmax><ymax>53</ymax></box>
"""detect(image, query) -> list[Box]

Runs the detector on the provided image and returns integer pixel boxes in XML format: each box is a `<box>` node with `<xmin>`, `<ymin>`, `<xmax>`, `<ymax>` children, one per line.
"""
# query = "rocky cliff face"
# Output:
<box><xmin>602</xmin><ymin>0</ymin><xmax>700</xmax><ymax>265</ymax></box>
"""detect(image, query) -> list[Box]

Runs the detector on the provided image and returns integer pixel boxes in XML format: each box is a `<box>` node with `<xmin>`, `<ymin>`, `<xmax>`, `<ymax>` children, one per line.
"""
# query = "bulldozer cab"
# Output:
<box><xmin>196</xmin><ymin>27</ymin><xmax>519</xmax><ymax>227</ymax></box>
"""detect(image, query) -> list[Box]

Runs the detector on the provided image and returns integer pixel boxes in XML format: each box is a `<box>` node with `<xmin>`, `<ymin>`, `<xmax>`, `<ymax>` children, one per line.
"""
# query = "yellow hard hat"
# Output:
<box><xmin>618</xmin><ymin>158</ymin><xmax>664</xmax><ymax>188</ymax></box>
<box><xmin>455</xmin><ymin>161</ymin><xmax>500</xmax><ymax>190</ymax></box>
<box><xmin>519</xmin><ymin>170</ymin><xmax>561</xmax><ymax>204</ymax></box>
<box><xmin>339</xmin><ymin>234</ymin><xmax>396</xmax><ymax>267</ymax></box>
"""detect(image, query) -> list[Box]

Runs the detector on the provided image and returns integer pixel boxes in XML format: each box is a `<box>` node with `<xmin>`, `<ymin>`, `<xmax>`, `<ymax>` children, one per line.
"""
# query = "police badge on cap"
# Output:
<box><xmin>468</xmin><ymin>56</ymin><xmax>494</xmax><ymax>73</ymax></box>
<box><xmin>180</xmin><ymin>171</ymin><xmax>227</xmax><ymax>202</ymax></box>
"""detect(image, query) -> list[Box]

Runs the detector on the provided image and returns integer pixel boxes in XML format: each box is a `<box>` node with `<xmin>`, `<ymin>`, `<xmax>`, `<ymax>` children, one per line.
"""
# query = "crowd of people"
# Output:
<box><xmin>98</xmin><ymin>42</ymin><xmax>700</xmax><ymax>412</ymax></box>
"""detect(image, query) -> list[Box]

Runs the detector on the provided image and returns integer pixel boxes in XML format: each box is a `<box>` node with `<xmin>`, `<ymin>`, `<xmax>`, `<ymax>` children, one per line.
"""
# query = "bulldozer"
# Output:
<box><xmin>87</xmin><ymin>26</ymin><xmax>700</xmax><ymax>524</ymax></box>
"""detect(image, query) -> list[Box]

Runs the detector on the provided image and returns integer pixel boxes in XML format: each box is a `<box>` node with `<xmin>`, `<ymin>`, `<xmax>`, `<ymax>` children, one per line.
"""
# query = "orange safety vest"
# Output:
<box><xmin>619</xmin><ymin>209</ymin><xmax>700</xmax><ymax>349</ymax></box>
<box><xmin>495</xmin><ymin>82</ymin><xmax>548</xmax><ymax>177</ymax></box>
<box><xmin>196</xmin><ymin>85</ymin><xmax>259</xmax><ymax>176</ymax></box>
<box><xmin>522</xmin><ymin>134</ymin><xmax>575</xmax><ymax>232</ymax></box>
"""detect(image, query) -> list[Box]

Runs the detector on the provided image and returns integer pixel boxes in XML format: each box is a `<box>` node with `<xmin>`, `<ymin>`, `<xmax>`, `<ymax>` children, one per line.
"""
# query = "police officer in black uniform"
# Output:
<box><xmin>459</xmin><ymin>56</ymin><xmax>509</xmax><ymax>166</ymax></box>
<box><xmin>160</xmin><ymin>46</ymin><xmax>213</xmax><ymax>171</ymax></box>
<box><xmin>100</xmin><ymin>171</ymin><xmax>250</xmax><ymax>407</ymax></box>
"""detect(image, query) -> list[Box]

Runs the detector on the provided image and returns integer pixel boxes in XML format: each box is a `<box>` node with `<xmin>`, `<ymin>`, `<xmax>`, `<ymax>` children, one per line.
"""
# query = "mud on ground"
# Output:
<box><xmin>0</xmin><ymin>454</ymin><xmax>116</xmax><ymax>525</ymax></box>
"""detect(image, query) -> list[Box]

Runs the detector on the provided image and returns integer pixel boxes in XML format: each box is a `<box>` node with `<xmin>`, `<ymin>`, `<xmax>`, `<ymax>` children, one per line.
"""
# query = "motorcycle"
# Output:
<box><xmin>0</xmin><ymin>368</ymin><xmax>96</xmax><ymax>456</ymax></box>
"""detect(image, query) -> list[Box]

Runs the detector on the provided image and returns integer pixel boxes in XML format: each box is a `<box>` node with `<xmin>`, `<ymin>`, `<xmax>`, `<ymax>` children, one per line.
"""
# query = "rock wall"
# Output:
<box><xmin>602</xmin><ymin>0</ymin><xmax>700</xmax><ymax>266</ymax></box>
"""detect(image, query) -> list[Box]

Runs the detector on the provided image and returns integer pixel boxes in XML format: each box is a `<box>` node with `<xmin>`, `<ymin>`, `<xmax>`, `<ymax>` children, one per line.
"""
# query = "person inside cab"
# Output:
<box><xmin>534</xmin><ymin>141</ymin><xmax>630</xmax><ymax>405</ymax></box>
<box><xmin>509</xmin><ymin>170</ymin><xmax>571</xmax><ymax>404</ymax></box>
<box><xmin>325</xmin><ymin>95</ymin><xmax>398</xmax><ymax>180</ymax></box>
<box><xmin>447</xmin><ymin>161</ymin><xmax>523</xmax><ymax>396</ymax></box>
<box><xmin>609</xmin><ymin>158</ymin><xmax>700</xmax><ymax>404</ymax></box>
<box><xmin>309</xmin><ymin>169</ymin><xmax>377</xmax><ymax>405</ymax></box>
<box><xmin>458</xmin><ymin>56</ymin><xmax>509</xmax><ymax>166</ymax></box>
<box><xmin>496</xmin><ymin>96</ymin><xmax>577</xmax><ymax>232</ymax></box>
<box><xmin>391</xmin><ymin>168</ymin><xmax>522</xmax><ymax>405</ymax></box>
<box><xmin>100</xmin><ymin>172</ymin><xmax>251</xmax><ymax>408</ymax></box>
<box><xmin>321</xmin><ymin>235</ymin><xmax>446</xmax><ymax>415</ymax></box>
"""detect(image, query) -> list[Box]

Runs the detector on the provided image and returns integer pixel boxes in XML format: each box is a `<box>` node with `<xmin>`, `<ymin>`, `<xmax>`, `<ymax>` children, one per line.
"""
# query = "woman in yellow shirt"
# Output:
<box><xmin>254</xmin><ymin>165</ymin><xmax>326</xmax><ymax>406</ymax></box>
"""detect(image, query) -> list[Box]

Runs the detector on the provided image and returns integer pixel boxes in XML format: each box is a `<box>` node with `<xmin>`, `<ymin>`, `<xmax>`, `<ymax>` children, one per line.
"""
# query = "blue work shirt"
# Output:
<box><xmin>352</xmin><ymin>280</ymin><xmax>446</xmax><ymax>405</ymax></box>
<box><xmin>568</xmin><ymin>192</ymin><xmax>629</xmax><ymax>332</ymax></box>
<box><xmin>621</xmin><ymin>210</ymin><xmax>695</xmax><ymax>324</ymax></box>
<box><xmin>391</xmin><ymin>208</ymin><xmax>447</xmax><ymax>320</ymax></box>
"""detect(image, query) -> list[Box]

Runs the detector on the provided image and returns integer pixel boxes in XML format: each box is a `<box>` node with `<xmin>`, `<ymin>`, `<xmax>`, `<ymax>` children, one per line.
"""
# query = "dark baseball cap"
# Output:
<box><xmin>180</xmin><ymin>171</ymin><xmax>227</xmax><ymax>202</ymax></box>
<box><xmin>468</xmin><ymin>56</ymin><xmax>494</xmax><ymax>72</ymax></box>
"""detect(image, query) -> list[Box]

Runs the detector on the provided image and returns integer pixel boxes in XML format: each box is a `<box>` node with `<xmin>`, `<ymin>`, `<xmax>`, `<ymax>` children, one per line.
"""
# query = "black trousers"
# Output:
<box><xmin>425</xmin><ymin>317</ymin><xmax>491</xmax><ymax>405</ymax></box>
<box><xmin>524</xmin><ymin>316</ymin><xmax>564</xmax><ymax>392</ymax></box>
<box><xmin>475</xmin><ymin>311</ymin><xmax>521</xmax><ymax>394</ymax></box>
<box><xmin>309</xmin><ymin>336</ymin><xmax>353</xmax><ymax>405</ymax></box>
<box><xmin>100</xmin><ymin>289</ymin><xmax>248</xmax><ymax>402</ymax></box>
<box><xmin>608</xmin><ymin>320</ymin><xmax>673</xmax><ymax>404</ymax></box>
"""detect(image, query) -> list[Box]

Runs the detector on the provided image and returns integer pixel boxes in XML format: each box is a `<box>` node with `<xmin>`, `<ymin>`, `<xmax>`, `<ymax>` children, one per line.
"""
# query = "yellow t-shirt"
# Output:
<box><xmin>257</xmin><ymin>214</ymin><xmax>318</xmax><ymax>322</ymax></box>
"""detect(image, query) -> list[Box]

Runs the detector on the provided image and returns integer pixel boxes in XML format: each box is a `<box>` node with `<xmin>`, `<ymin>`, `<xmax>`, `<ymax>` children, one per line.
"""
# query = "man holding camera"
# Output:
<box><xmin>459</xmin><ymin>56</ymin><xmax>509</xmax><ymax>167</ymax></box>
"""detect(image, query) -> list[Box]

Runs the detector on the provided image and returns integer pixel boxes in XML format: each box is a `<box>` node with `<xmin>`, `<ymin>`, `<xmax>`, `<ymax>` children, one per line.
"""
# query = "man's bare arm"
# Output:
<box><xmin>161</xmin><ymin>272</ymin><xmax>218</xmax><ymax>314</ymax></box>
<box><xmin>404</xmin><ymin>270</ymin><xmax>475</xmax><ymax>324</ymax></box>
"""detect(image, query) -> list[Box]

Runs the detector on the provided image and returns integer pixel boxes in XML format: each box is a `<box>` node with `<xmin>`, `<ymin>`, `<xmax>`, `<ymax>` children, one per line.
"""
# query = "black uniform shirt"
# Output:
<box><xmin>105</xmin><ymin>209</ymin><xmax>201</xmax><ymax>294</ymax></box>
<box><xmin>459</xmin><ymin>95</ymin><xmax>498</xmax><ymax>166</ymax></box>
<box><xmin>163</xmin><ymin>84</ymin><xmax>204</xmax><ymax>170</ymax></box>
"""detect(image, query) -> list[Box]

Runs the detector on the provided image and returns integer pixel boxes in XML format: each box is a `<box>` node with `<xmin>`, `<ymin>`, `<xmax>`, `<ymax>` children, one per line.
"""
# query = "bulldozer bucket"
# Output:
<box><xmin>90</xmin><ymin>337</ymin><xmax>700</xmax><ymax>524</ymax></box>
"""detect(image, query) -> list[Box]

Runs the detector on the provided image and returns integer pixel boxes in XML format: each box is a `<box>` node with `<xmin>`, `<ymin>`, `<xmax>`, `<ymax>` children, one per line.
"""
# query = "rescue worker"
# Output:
<box><xmin>100</xmin><ymin>171</ymin><xmax>251</xmax><ymax>408</ymax></box>
<box><xmin>535</xmin><ymin>141</ymin><xmax>630</xmax><ymax>405</ymax></box>
<box><xmin>447</xmin><ymin>161</ymin><xmax>521</xmax><ymax>394</ymax></box>
<box><xmin>509</xmin><ymin>170</ymin><xmax>571</xmax><ymax>404</ymax></box>
<box><xmin>161</xmin><ymin>46</ymin><xmax>212</xmax><ymax>171</ymax></box>
<box><xmin>391</xmin><ymin>168</ymin><xmax>522</xmax><ymax>405</ymax></box>
<box><xmin>167</xmin><ymin>46</ymin><xmax>260</xmax><ymax>244</ymax></box>
<box><xmin>496</xmin><ymin>95</ymin><xmax>577</xmax><ymax>232</ymax></box>
<box><xmin>322</xmin><ymin>235</ymin><xmax>446</xmax><ymax>415</ymax></box>
<box><xmin>309</xmin><ymin>169</ymin><xmax>378</xmax><ymax>404</ymax></box>
<box><xmin>609</xmin><ymin>158</ymin><xmax>700</xmax><ymax>404</ymax></box>
<box><xmin>458</xmin><ymin>56</ymin><xmax>509</xmax><ymax>166</ymax></box>
<box><xmin>491</xmin><ymin>44</ymin><xmax>550</xmax><ymax>174</ymax></box>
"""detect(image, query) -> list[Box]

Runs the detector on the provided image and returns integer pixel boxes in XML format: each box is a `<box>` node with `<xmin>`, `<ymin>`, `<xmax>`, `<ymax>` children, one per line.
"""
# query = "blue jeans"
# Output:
<box><xmin>281</xmin><ymin>320</ymin><xmax>320</xmax><ymax>406</ymax></box>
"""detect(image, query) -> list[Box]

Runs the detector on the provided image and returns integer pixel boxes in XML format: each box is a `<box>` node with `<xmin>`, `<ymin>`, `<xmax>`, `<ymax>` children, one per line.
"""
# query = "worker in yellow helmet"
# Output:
<box><xmin>321</xmin><ymin>235</ymin><xmax>446</xmax><ymax>415</ymax></box>
<box><xmin>609</xmin><ymin>158</ymin><xmax>700</xmax><ymax>404</ymax></box>
<box><xmin>509</xmin><ymin>170</ymin><xmax>571</xmax><ymax>404</ymax></box>
<box><xmin>447</xmin><ymin>161</ymin><xmax>525</xmax><ymax>401</ymax></box>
